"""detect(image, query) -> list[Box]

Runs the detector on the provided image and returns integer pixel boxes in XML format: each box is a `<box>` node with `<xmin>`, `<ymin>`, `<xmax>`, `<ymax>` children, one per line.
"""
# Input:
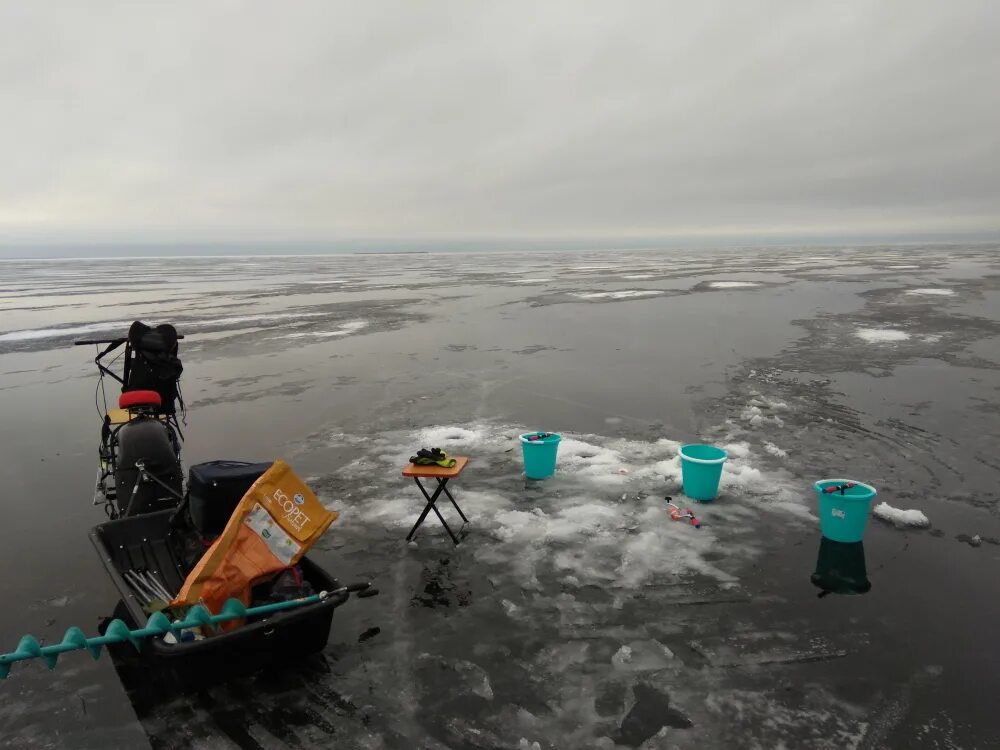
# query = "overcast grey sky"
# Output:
<box><xmin>1</xmin><ymin>1</ymin><xmax>998</xmax><ymax>251</ymax></box>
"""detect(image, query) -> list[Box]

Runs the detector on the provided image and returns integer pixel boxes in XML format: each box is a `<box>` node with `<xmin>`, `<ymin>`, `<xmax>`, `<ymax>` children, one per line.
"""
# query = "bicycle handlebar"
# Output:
<box><xmin>74</xmin><ymin>335</ymin><xmax>184</xmax><ymax>345</ymax></box>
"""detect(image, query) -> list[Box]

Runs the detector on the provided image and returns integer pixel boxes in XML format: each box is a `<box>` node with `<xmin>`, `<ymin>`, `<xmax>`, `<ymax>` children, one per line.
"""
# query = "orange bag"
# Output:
<box><xmin>172</xmin><ymin>459</ymin><xmax>338</xmax><ymax>616</ymax></box>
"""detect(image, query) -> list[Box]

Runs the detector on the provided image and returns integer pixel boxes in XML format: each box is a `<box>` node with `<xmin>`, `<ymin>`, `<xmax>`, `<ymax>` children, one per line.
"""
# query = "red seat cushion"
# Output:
<box><xmin>119</xmin><ymin>390</ymin><xmax>162</xmax><ymax>410</ymax></box>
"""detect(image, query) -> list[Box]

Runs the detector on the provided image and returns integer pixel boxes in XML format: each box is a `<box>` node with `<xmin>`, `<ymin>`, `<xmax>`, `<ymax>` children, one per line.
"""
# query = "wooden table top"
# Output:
<box><xmin>402</xmin><ymin>456</ymin><xmax>469</xmax><ymax>479</ymax></box>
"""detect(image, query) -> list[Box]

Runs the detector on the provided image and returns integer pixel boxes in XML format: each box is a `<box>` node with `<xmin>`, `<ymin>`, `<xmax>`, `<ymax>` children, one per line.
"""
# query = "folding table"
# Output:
<box><xmin>401</xmin><ymin>456</ymin><xmax>469</xmax><ymax>545</ymax></box>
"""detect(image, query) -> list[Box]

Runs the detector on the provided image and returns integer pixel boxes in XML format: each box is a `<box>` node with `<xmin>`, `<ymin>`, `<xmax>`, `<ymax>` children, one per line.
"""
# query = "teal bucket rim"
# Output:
<box><xmin>813</xmin><ymin>478</ymin><xmax>877</xmax><ymax>499</ymax></box>
<box><xmin>519</xmin><ymin>432</ymin><xmax>561</xmax><ymax>445</ymax></box>
<box><xmin>679</xmin><ymin>443</ymin><xmax>728</xmax><ymax>465</ymax></box>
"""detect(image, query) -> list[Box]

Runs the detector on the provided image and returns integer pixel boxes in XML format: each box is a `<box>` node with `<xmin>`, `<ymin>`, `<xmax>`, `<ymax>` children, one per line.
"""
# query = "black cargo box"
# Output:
<box><xmin>89</xmin><ymin>508</ymin><xmax>346</xmax><ymax>677</ymax></box>
<box><xmin>187</xmin><ymin>460</ymin><xmax>273</xmax><ymax>535</ymax></box>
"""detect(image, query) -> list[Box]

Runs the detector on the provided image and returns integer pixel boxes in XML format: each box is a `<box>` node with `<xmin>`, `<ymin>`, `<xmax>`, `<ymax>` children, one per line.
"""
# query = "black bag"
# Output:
<box><xmin>251</xmin><ymin>567</ymin><xmax>315</xmax><ymax>608</ymax></box>
<box><xmin>187</xmin><ymin>460</ymin><xmax>273</xmax><ymax>535</ymax></box>
<box><xmin>123</xmin><ymin>321</ymin><xmax>183</xmax><ymax>414</ymax></box>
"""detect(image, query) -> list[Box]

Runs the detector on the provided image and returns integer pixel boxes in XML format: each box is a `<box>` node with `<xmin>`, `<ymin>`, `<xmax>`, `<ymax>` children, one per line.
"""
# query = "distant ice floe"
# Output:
<box><xmin>573</xmin><ymin>290</ymin><xmax>662</xmax><ymax>300</ymax></box>
<box><xmin>0</xmin><ymin>311</ymin><xmax>343</xmax><ymax>344</ymax></box>
<box><xmin>887</xmin><ymin>265</ymin><xmax>920</xmax><ymax>270</ymax></box>
<box><xmin>906</xmin><ymin>288</ymin><xmax>955</xmax><ymax>296</ymax></box>
<box><xmin>708</xmin><ymin>281</ymin><xmax>761</xmax><ymax>289</ymax></box>
<box><xmin>873</xmin><ymin>502</ymin><xmax>930</xmax><ymax>528</ymax></box>
<box><xmin>324</xmin><ymin>422</ymin><xmax>811</xmax><ymax>590</ymax></box>
<box><xmin>508</xmin><ymin>278</ymin><xmax>551</xmax><ymax>284</ymax></box>
<box><xmin>622</xmin><ymin>274</ymin><xmax>655</xmax><ymax>280</ymax></box>
<box><xmin>854</xmin><ymin>328</ymin><xmax>910</xmax><ymax>343</ymax></box>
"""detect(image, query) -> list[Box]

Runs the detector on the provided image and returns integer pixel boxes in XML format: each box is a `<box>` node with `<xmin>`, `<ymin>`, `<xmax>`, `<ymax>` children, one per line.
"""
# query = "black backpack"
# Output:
<box><xmin>122</xmin><ymin>321</ymin><xmax>184</xmax><ymax>415</ymax></box>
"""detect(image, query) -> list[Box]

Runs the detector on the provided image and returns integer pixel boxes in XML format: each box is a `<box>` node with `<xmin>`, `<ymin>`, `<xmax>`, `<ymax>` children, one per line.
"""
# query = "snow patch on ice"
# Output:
<box><xmin>324</xmin><ymin>423</ymin><xmax>806</xmax><ymax>589</ymax></box>
<box><xmin>873</xmin><ymin>502</ymin><xmax>930</xmax><ymax>528</ymax></box>
<box><xmin>854</xmin><ymin>327</ymin><xmax>910</xmax><ymax>343</ymax></box>
<box><xmin>509</xmin><ymin>278</ymin><xmax>551</xmax><ymax>284</ymax></box>
<box><xmin>622</xmin><ymin>274</ymin><xmax>655</xmax><ymax>280</ymax></box>
<box><xmin>741</xmin><ymin>404</ymin><xmax>785</xmax><ymax>429</ymax></box>
<box><xmin>0</xmin><ymin>321</ymin><xmax>131</xmax><ymax>342</ymax></box>
<box><xmin>708</xmin><ymin>281</ymin><xmax>761</xmax><ymax>289</ymax></box>
<box><xmin>281</xmin><ymin>320</ymin><xmax>369</xmax><ymax>339</ymax></box>
<box><xmin>418</xmin><ymin>425</ymin><xmax>486</xmax><ymax>446</ymax></box>
<box><xmin>612</xmin><ymin>640</ymin><xmax>674</xmax><ymax>670</ymax></box>
<box><xmin>724</xmin><ymin>442</ymin><xmax>751</xmax><ymax>459</ymax></box>
<box><xmin>573</xmin><ymin>290</ymin><xmax>662</xmax><ymax>300</ymax></box>
<box><xmin>906</xmin><ymin>288</ymin><xmax>954</xmax><ymax>296</ymax></box>
<box><xmin>763</xmin><ymin>442</ymin><xmax>788</xmax><ymax>458</ymax></box>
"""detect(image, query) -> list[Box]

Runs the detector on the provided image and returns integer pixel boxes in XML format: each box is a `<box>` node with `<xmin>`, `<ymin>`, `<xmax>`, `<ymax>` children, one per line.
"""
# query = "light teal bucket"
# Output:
<box><xmin>520</xmin><ymin>432</ymin><xmax>561</xmax><ymax>479</ymax></box>
<box><xmin>679</xmin><ymin>444</ymin><xmax>728</xmax><ymax>501</ymax></box>
<box><xmin>814</xmin><ymin>479</ymin><xmax>877</xmax><ymax>542</ymax></box>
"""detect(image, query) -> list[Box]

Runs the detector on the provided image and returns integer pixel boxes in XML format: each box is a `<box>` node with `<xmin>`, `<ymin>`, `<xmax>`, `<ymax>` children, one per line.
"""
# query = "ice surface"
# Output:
<box><xmin>197</xmin><ymin>310</ymin><xmax>329</xmax><ymax>327</ymax></box>
<box><xmin>326</xmin><ymin>423</ymin><xmax>807</xmax><ymax>590</ymax></box>
<box><xmin>622</xmin><ymin>274</ymin><xmax>655</xmax><ymax>280</ymax></box>
<box><xmin>873</xmin><ymin>502</ymin><xmax>930</xmax><ymax>528</ymax></box>
<box><xmin>905</xmin><ymin>288</ymin><xmax>955</xmax><ymax>296</ymax></box>
<box><xmin>708</xmin><ymin>281</ymin><xmax>761</xmax><ymax>289</ymax></box>
<box><xmin>508</xmin><ymin>278</ymin><xmax>551</xmax><ymax>284</ymax></box>
<box><xmin>704</xmin><ymin>688</ymin><xmax>868</xmax><ymax>749</ymax></box>
<box><xmin>573</xmin><ymin>290</ymin><xmax>662</xmax><ymax>300</ymax></box>
<box><xmin>854</xmin><ymin>328</ymin><xmax>910</xmax><ymax>343</ymax></box>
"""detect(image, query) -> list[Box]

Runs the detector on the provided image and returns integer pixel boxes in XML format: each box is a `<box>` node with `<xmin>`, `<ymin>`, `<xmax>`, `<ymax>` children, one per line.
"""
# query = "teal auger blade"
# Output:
<box><xmin>217</xmin><ymin>599</ymin><xmax>248</xmax><ymax>620</ymax></box>
<box><xmin>179</xmin><ymin>604</ymin><xmax>215</xmax><ymax>632</ymax></box>
<box><xmin>0</xmin><ymin>587</ymin><xmax>348</xmax><ymax>678</ymax></box>
<box><xmin>15</xmin><ymin>635</ymin><xmax>43</xmax><ymax>659</ymax></box>
<box><xmin>61</xmin><ymin>627</ymin><xmax>91</xmax><ymax>661</ymax></box>
<box><xmin>16</xmin><ymin>635</ymin><xmax>49</xmax><ymax>669</ymax></box>
<box><xmin>105</xmin><ymin>619</ymin><xmax>141</xmax><ymax>652</ymax></box>
<box><xmin>143</xmin><ymin>611</ymin><xmax>173</xmax><ymax>636</ymax></box>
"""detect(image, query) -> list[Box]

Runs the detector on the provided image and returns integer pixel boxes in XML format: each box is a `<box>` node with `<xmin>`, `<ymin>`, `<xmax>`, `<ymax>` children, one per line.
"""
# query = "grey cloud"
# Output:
<box><xmin>0</xmin><ymin>0</ymin><xmax>998</xmax><ymax>250</ymax></box>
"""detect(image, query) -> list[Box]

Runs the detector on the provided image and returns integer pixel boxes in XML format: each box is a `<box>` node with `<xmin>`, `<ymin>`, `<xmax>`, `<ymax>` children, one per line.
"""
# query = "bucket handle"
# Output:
<box><xmin>822</xmin><ymin>482</ymin><xmax>856</xmax><ymax>496</ymax></box>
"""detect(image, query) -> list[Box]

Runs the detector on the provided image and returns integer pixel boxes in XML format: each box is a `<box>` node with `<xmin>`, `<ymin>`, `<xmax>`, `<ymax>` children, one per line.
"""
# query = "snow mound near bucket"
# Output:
<box><xmin>873</xmin><ymin>502</ymin><xmax>930</xmax><ymax>528</ymax></box>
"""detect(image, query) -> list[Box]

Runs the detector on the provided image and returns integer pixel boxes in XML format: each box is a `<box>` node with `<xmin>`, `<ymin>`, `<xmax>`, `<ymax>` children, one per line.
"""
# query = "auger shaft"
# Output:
<box><xmin>0</xmin><ymin>583</ymin><xmax>371</xmax><ymax>679</ymax></box>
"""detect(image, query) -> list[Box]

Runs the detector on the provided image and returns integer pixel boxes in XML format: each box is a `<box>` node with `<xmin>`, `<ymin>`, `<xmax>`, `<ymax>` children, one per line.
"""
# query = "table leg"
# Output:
<box><xmin>406</xmin><ymin>477</ymin><xmax>444</xmax><ymax>541</ymax></box>
<box><xmin>406</xmin><ymin>477</ymin><xmax>463</xmax><ymax>545</ymax></box>
<box><xmin>439</xmin><ymin>480</ymin><xmax>469</xmax><ymax>523</ymax></box>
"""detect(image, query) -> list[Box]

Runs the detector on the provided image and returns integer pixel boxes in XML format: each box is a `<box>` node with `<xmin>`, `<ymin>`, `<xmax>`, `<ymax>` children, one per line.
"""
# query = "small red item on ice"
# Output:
<box><xmin>666</xmin><ymin>501</ymin><xmax>701</xmax><ymax>528</ymax></box>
